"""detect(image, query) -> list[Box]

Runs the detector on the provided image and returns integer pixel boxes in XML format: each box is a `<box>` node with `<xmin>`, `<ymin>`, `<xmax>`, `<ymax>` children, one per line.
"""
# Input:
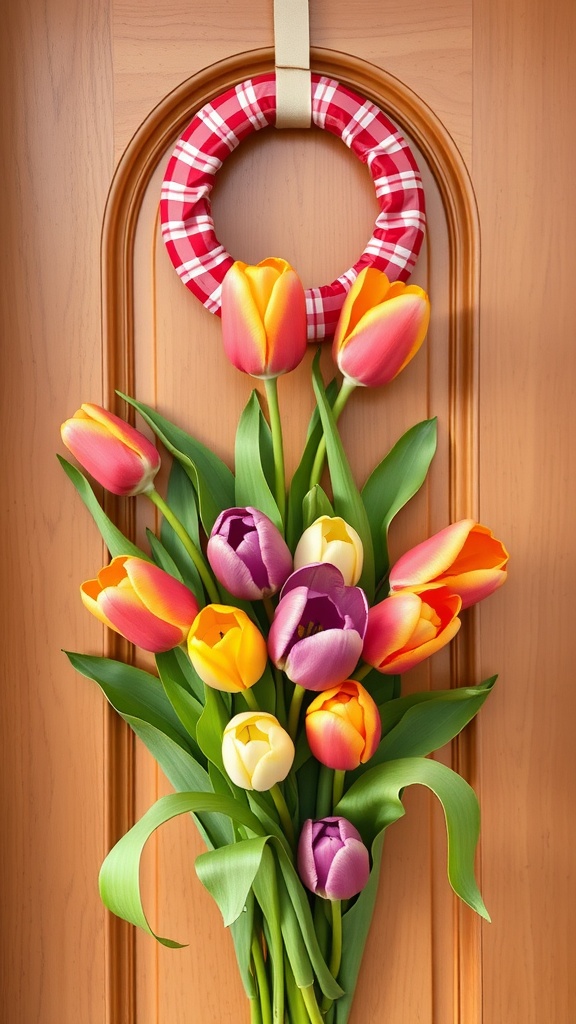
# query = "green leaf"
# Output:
<box><xmin>58</xmin><ymin>456</ymin><xmax>150</xmax><ymax>560</ymax></box>
<box><xmin>235</xmin><ymin>391</ymin><xmax>282</xmax><ymax>531</ymax></box>
<box><xmin>196</xmin><ymin>686</ymin><xmax>230</xmax><ymax>775</ymax></box>
<box><xmin>354</xmin><ymin>678</ymin><xmax>497</xmax><ymax>774</ymax></box>
<box><xmin>119</xmin><ymin>393</ymin><xmax>235</xmax><ymax>535</ymax></box>
<box><xmin>311</xmin><ymin>356</ymin><xmax>375</xmax><ymax>599</ymax></box>
<box><xmin>337</xmin><ymin>757</ymin><xmax>489</xmax><ymax>919</ymax></box>
<box><xmin>361</xmin><ymin>418</ymin><xmax>437</xmax><ymax>582</ymax></box>
<box><xmin>66</xmin><ymin>651</ymin><xmax>190</xmax><ymax>749</ymax></box>
<box><xmin>98</xmin><ymin>791</ymin><xmax>266</xmax><ymax>947</ymax></box>
<box><xmin>159</xmin><ymin>459</ymin><xmax>203</xmax><ymax>596</ymax></box>
<box><xmin>230</xmin><ymin>889</ymin><xmax>256</xmax><ymax>998</ymax></box>
<box><xmin>196</xmin><ymin>837</ymin><xmax>270</xmax><ymax>926</ymax></box>
<box><xmin>302</xmin><ymin>484</ymin><xmax>334</xmax><ymax>529</ymax></box>
<box><xmin>155</xmin><ymin>651</ymin><xmax>205</xmax><ymax>756</ymax></box>
<box><xmin>147</xmin><ymin>531</ymin><xmax>184</xmax><ymax>580</ymax></box>
<box><xmin>286</xmin><ymin>377</ymin><xmax>338</xmax><ymax>551</ymax></box>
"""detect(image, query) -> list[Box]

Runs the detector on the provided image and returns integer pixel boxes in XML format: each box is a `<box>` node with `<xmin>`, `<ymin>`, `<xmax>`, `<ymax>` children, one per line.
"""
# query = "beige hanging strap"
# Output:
<box><xmin>274</xmin><ymin>0</ymin><xmax>312</xmax><ymax>128</ymax></box>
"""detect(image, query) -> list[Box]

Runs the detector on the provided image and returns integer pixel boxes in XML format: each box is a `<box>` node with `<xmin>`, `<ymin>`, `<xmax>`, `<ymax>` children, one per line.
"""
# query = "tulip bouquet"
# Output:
<box><xmin>60</xmin><ymin>258</ymin><xmax>508</xmax><ymax>1024</ymax></box>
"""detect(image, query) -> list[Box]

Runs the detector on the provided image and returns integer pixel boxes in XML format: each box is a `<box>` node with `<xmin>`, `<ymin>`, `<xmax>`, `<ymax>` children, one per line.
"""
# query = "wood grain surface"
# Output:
<box><xmin>1</xmin><ymin>1</ymin><xmax>575</xmax><ymax>1022</ymax></box>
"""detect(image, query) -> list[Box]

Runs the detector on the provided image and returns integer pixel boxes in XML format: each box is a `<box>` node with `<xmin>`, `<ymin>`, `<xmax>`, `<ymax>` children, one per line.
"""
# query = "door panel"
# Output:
<box><xmin>2</xmin><ymin>1</ymin><xmax>574</xmax><ymax>1022</ymax></box>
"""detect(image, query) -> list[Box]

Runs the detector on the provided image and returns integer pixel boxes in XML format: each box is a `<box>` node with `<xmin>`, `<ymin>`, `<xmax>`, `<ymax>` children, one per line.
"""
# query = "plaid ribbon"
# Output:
<box><xmin>161</xmin><ymin>73</ymin><xmax>426</xmax><ymax>341</ymax></box>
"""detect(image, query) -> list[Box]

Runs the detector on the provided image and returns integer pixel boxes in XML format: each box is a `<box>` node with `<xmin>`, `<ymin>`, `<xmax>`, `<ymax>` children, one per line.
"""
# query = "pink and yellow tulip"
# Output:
<box><xmin>389</xmin><ymin>519</ymin><xmax>509</xmax><ymax>609</ymax></box>
<box><xmin>332</xmin><ymin>268</ymin><xmax>430</xmax><ymax>388</ymax></box>
<box><xmin>187</xmin><ymin>604</ymin><xmax>267</xmax><ymax>693</ymax></box>
<box><xmin>362</xmin><ymin>585</ymin><xmax>461</xmax><ymax>674</ymax></box>
<box><xmin>81</xmin><ymin>556</ymin><xmax>198</xmax><ymax>652</ymax></box>
<box><xmin>221</xmin><ymin>711</ymin><xmax>295</xmax><ymax>791</ymax></box>
<box><xmin>305</xmin><ymin>679</ymin><xmax>381</xmax><ymax>771</ymax></box>
<box><xmin>61</xmin><ymin>403</ymin><xmax>160</xmax><ymax>496</ymax></box>
<box><xmin>293</xmin><ymin>515</ymin><xmax>363</xmax><ymax>586</ymax></box>
<box><xmin>221</xmin><ymin>258</ymin><xmax>307</xmax><ymax>378</ymax></box>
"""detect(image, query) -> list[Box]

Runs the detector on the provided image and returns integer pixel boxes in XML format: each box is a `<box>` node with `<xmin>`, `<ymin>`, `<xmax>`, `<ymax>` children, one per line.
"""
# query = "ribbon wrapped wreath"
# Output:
<box><xmin>160</xmin><ymin>73</ymin><xmax>426</xmax><ymax>340</ymax></box>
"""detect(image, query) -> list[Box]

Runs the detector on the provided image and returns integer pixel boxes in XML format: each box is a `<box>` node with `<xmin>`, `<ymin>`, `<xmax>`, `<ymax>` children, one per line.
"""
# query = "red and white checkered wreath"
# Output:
<box><xmin>160</xmin><ymin>73</ymin><xmax>426</xmax><ymax>341</ymax></box>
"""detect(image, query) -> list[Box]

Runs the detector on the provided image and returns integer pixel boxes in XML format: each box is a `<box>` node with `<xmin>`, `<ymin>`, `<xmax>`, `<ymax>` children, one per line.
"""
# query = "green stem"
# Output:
<box><xmin>309</xmin><ymin>379</ymin><xmax>356</xmax><ymax>488</ymax></box>
<box><xmin>147</xmin><ymin>487</ymin><xmax>220</xmax><ymax>604</ymax></box>
<box><xmin>287</xmin><ymin>684</ymin><xmax>306</xmax><ymax>741</ymax></box>
<box><xmin>321</xmin><ymin>900</ymin><xmax>343</xmax><ymax>1016</ymax></box>
<box><xmin>268</xmin><ymin>866</ymin><xmax>285</xmax><ymax>1023</ymax></box>
<box><xmin>264</xmin><ymin>377</ymin><xmax>286</xmax><ymax>526</ymax></box>
<box><xmin>270</xmin><ymin>784</ymin><xmax>295</xmax><ymax>847</ymax></box>
<box><xmin>251</xmin><ymin>934</ymin><xmax>272</xmax><ymax>1024</ymax></box>
<box><xmin>242</xmin><ymin>687</ymin><xmax>261</xmax><ymax>712</ymax></box>
<box><xmin>332</xmin><ymin>770</ymin><xmax>345</xmax><ymax>809</ymax></box>
<box><xmin>300</xmin><ymin>985</ymin><xmax>325</xmax><ymax>1024</ymax></box>
<box><xmin>315</xmin><ymin>764</ymin><xmax>333</xmax><ymax>819</ymax></box>
<box><xmin>250</xmin><ymin>995</ymin><xmax>263</xmax><ymax>1024</ymax></box>
<box><xmin>352</xmin><ymin>661</ymin><xmax>373</xmax><ymax>682</ymax></box>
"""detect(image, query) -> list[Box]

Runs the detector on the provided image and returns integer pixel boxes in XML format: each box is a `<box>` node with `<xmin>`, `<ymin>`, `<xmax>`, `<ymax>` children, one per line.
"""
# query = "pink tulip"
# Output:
<box><xmin>81</xmin><ymin>556</ymin><xmax>199</xmax><ymax>652</ymax></box>
<box><xmin>305</xmin><ymin>679</ymin><xmax>381</xmax><ymax>771</ymax></box>
<box><xmin>61</xmin><ymin>403</ymin><xmax>160</xmax><ymax>496</ymax></box>
<box><xmin>221</xmin><ymin>258</ymin><xmax>307</xmax><ymax>378</ymax></box>
<box><xmin>332</xmin><ymin>267</ymin><xmax>430</xmax><ymax>387</ymax></box>
<box><xmin>297</xmin><ymin>817</ymin><xmax>370</xmax><ymax>900</ymax></box>
<box><xmin>267</xmin><ymin>564</ymin><xmax>368</xmax><ymax>692</ymax></box>
<box><xmin>389</xmin><ymin>519</ymin><xmax>509</xmax><ymax>609</ymax></box>
<box><xmin>362</xmin><ymin>585</ymin><xmax>461</xmax><ymax>674</ymax></box>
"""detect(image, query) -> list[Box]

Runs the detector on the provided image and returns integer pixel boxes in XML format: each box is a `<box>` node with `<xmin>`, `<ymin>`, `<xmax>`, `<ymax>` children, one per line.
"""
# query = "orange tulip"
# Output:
<box><xmin>305</xmin><ymin>679</ymin><xmax>381</xmax><ymax>770</ymax></box>
<box><xmin>390</xmin><ymin>520</ymin><xmax>509</xmax><ymax>609</ymax></box>
<box><xmin>61</xmin><ymin>403</ymin><xmax>160</xmax><ymax>496</ymax></box>
<box><xmin>81</xmin><ymin>556</ymin><xmax>198</xmax><ymax>652</ymax></box>
<box><xmin>221</xmin><ymin>258</ymin><xmax>307</xmax><ymax>378</ymax></box>
<box><xmin>362</xmin><ymin>585</ymin><xmax>461</xmax><ymax>674</ymax></box>
<box><xmin>332</xmin><ymin>267</ymin><xmax>430</xmax><ymax>387</ymax></box>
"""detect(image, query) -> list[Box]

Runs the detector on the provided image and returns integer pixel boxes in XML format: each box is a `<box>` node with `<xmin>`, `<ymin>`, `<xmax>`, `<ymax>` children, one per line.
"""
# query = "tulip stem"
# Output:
<box><xmin>287</xmin><ymin>684</ymin><xmax>306</xmax><ymax>741</ymax></box>
<box><xmin>352</xmin><ymin>661</ymin><xmax>373</xmax><ymax>682</ymax></box>
<box><xmin>300</xmin><ymin>984</ymin><xmax>325</xmax><ymax>1024</ymax></box>
<box><xmin>147</xmin><ymin>488</ymin><xmax>220</xmax><ymax>604</ymax></box>
<box><xmin>242</xmin><ymin>687</ymin><xmax>261</xmax><ymax>712</ymax></box>
<box><xmin>332</xmin><ymin>770</ymin><xmax>345</xmax><ymax>809</ymax></box>
<box><xmin>251</xmin><ymin>934</ymin><xmax>272</xmax><ymax>1024</ymax></box>
<box><xmin>309</xmin><ymin>379</ymin><xmax>356</xmax><ymax>488</ymax></box>
<box><xmin>270</xmin><ymin>784</ymin><xmax>295</xmax><ymax>847</ymax></box>
<box><xmin>321</xmin><ymin>900</ymin><xmax>343</xmax><ymax>1015</ymax></box>
<box><xmin>264</xmin><ymin>377</ymin><xmax>286</xmax><ymax>526</ymax></box>
<box><xmin>315</xmin><ymin>765</ymin><xmax>333</xmax><ymax>820</ymax></box>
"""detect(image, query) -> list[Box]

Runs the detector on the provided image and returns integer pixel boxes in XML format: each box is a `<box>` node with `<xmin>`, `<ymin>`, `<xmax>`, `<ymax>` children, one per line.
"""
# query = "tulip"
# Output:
<box><xmin>221</xmin><ymin>258</ymin><xmax>307</xmax><ymax>378</ymax></box>
<box><xmin>221</xmin><ymin>711</ymin><xmax>295</xmax><ymax>791</ymax></box>
<box><xmin>389</xmin><ymin>519</ymin><xmax>509</xmax><ymax>610</ymax></box>
<box><xmin>207</xmin><ymin>506</ymin><xmax>292</xmax><ymax>600</ymax></box>
<box><xmin>293</xmin><ymin>515</ymin><xmax>363</xmax><ymax>586</ymax></box>
<box><xmin>305</xmin><ymin>679</ymin><xmax>381</xmax><ymax>771</ymax></box>
<box><xmin>187</xmin><ymin>604</ymin><xmax>267</xmax><ymax>693</ymax></box>
<box><xmin>268</xmin><ymin>564</ymin><xmax>368</xmax><ymax>692</ymax></box>
<box><xmin>81</xmin><ymin>556</ymin><xmax>198</xmax><ymax>653</ymax></box>
<box><xmin>297</xmin><ymin>817</ymin><xmax>370</xmax><ymax>900</ymax></box>
<box><xmin>362</xmin><ymin>585</ymin><xmax>462</xmax><ymax>674</ymax></box>
<box><xmin>332</xmin><ymin>267</ymin><xmax>430</xmax><ymax>388</ymax></box>
<box><xmin>61</xmin><ymin>403</ymin><xmax>160</xmax><ymax>496</ymax></box>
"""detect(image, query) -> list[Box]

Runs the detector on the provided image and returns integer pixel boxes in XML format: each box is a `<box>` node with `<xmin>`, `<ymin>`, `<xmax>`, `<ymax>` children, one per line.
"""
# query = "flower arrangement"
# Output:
<box><xmin>60</xmin><ymin>258</ymin><xmax>508</xmax><ymax>1024</ymax></box>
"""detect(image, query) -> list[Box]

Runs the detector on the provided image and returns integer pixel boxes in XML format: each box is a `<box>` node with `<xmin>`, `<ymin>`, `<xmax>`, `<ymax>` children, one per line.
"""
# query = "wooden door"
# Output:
<box><xmin>2</xmin><ymin>2</ymin><xmax>574</xmax><ymax>1022</ymax></box>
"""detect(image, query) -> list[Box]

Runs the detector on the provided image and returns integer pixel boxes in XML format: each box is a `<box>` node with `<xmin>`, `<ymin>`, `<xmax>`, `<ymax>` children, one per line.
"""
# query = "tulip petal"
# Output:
<box><xmin>324</xmin><ymin>840</ymin><xmax>370</xmax><ymax>900</ymax></box>
<box><xmin>447</xmin><ymin>567</ymin><xmax>508</xmax><ymax>609</ymax></box>
<box><xmin>390</xmin><ymin>520</ymin><xmax>476</xmax><ymax>589</ymax></box>
<box><xmin>306</xmin><ymin>710</ymin><xmax>365</xmax><ymax>769</ymax></box>
<box><xmin>337</xmin><ymin>291</ymin><xmax>430</xmax><ymax>387</ymax></box>
<box><xmin>124</xmin><ymin>558</ymin><xmax>198</xmax><ymax>630</ymax></box>
<box><xmin>379</xmin><ymin>614</ymin><xmax>461</xmax><ymax>674</ymax></box>
<box><xmin>221</xmin><ymin>265</ymin><xmax>268</xmax><ymax>375</ymax></box>
<box><xmin>362</xmin><ymin>592</ymin><xmax>424</xmax><ymax>667</ymax></box>
<box><xmin>79</xmin><ymin>404</ymin><xmax>160</xmax><ymax>462</ymax></box>
<box><xmin>61</xmin><ymin>418</ymin><xmax>151</xmax><ymax>495</ymax></box>
<box><xmin>98</xmin><ymin>587</ymin><xmax>184</xmax><ymax>652</ymax></box>
<box><xmin>263</xmin><ymin>268</ymin><xmax>307</xmax><ymax>377</ymax></box>
<box><xmin>333</xmin><ymin>268</ymin><xmax>391</xmax><ymax>350</ymax></box>
<box><xmin>284</xmin><ymin>628</ymin><xmax>363</xmax><ymax>691</ymax></box>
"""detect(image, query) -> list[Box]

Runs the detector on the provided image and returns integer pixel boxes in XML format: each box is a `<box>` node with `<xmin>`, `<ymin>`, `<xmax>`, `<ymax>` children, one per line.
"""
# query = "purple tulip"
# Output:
<box><xmin>207</xmin><ymin>507</ymin><xmax>293</xmax><ymax>600</ymax></box>
<box><xmin>297</xmin><ymin>817</ymin><xmax>370</xmax><ymax>900</ymax></box>
<box><xmin>267</xmin><ymin>563</ymin><xmax>368</xmax><ymax>691</ymax></box>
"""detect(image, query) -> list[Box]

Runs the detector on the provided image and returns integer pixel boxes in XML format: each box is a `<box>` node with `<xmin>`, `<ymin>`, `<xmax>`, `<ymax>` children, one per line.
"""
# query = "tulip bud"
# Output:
<box><xmin>61</xmin><ymin>403</ymin><xmax>160</xmax><ymax>496</ymax></box>
<box><xmin>221</xmin><ymin>258</ymin><xmax>307</xmax><ymax>378</ymax></box>
<box><xmin>389</xmin><ymin>519</ymin><xmax>509</xmax><ymax>610</ymax></box>
<box><xmin>221</xmin><ymin>711</ymin><xmax>295</xmax><ymax>791</ymax></box>
<box><xmin>332</xmin><ymin>268</ymin><xmax>430</xmax><ymax>388</ymax></box>
<box><xmin>268</xmin><ymin>564</ymin><xmax>368</xmax><ymax>692</ymax></box>
<box><xmin>362</xmin><ymin>585</ymin><xmax>462</xmax><ymax>675</ymax></box>
<box><xmin>207</xmin><ymin>506</ymin><xmax>292</xmax><ymax>600</ymax></box>
<box><xmin>305</xmin><ymin>679</ymin><xmax>381</xmax><ymax>770</ymax></box>
<box><xmin>293</xmin><ymin>515</ymin><xmax>363</xmax><ymax>586</ymax></box>
<box><xmin>187</xmin><ymin>604</ymin><xmax>267</xmax><ymax>693</ymax></box>
<box><xmin>297</xmin><ymin>817</ymin><xmax>370</xmax><ymax>900</ymax></box>
<box><xmin>81</xmin><ymin>556</ymin><xmax>199</xmax><ymax>653</ymax></box>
